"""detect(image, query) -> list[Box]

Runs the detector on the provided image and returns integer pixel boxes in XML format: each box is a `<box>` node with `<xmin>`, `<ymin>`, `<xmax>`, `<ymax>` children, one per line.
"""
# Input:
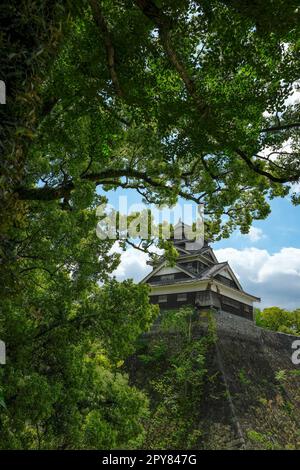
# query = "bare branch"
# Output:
<box><xmin>235</xmin><ymin>149</ymin><xmax>300</xmax><ymax>183</ymax></box>
<box><xmin>123</xmin><ymin>238</ymin><xmax>154</xmax><ymax>253</ymax></box>
<box><xmin>14</xmin><ymin>167</ymin><xmax>203</xmax><ymax>203</ymax></box>
<box><xmin>260</xmin><ymin>122</ymin><xmax>300</xmax><ymax>133</ymax></box>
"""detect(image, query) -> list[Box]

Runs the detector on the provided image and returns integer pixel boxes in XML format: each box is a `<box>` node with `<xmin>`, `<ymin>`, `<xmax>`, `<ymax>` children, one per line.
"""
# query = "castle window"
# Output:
<box><xmin>161</xmin><ymin>274</ymin><xmax>174</xmax><ymax>281</ymax></box>
<box><xmin>158</xmin><ymin>295</ymin><xmax>167</xmax><ymax>303</ymax></box>
<box><xmin>223</xmin><ymin>297</ymin><xmax>239</xmax><ymax>309</ymax></box>
<box><xmin>177</xmin><ymin>293</ymin><xmax>187</xmax><ymax>302</ymax></box>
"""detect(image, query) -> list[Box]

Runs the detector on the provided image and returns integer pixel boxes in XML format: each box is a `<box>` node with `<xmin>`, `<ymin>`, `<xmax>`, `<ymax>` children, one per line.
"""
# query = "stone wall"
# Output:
<box><xmin>199</xmin><ymin>311</ymin><xmax>300</xmax><ymax>449</ymax></box>
<box><xmin>127</xmin><ymin>310</ymin><xmax>300</xmax><ymax>450</ymax></box>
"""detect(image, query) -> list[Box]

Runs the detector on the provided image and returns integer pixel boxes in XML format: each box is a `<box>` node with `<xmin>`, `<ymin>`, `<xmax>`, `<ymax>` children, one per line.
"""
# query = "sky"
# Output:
<box><xmin>100</xmin><ymin>187</ymin><xmax>300</xmax><ymax>311</ymax></box>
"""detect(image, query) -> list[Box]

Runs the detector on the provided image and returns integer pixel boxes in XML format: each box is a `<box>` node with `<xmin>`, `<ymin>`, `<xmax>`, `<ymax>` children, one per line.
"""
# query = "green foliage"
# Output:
<box><xmin>255</xmin><ymin>307</ymin><xmax>300</xmax><ymax>335</ymax></box>
<box><xmin>138</xmin><ymin>340</ymin><xmax>168</xmax><ymax>365</ymax></box>
<box><xmin>137</xmin><ymin>308</ymin><xmax>217</xmax><ymax>449</ymax></box>
<box><xmin>0</xmin><ymin>177</ymin><xmax>158</xmax><ymax>448</ymax></box>
<box><xmin>3</xmin><ymin>0</ymin><xmax>300</xmax><ymax>240</ymax></box>
<box><xmin>243</xmin><ymin>365</ymin><xmax>300</xmax><ymax>450</ymax></box>
<box><xmin>238</xmin><ymin>368</ymin><xmax>251</xmax><ymax>386</ymax></box>
<box><xmin>1</xmin><ymin>0</ymin><xmax>300</xmax><ymax>451</ymax></box>
<box><xmin>0</xmin><ymin>276</ymin><xmax>157</xmax><ymax>449</ymax></box>
<box><xmin>275</xmin><ymin>370</ymin><xmax>287</xmax><ymax>382</ymax></box>
<box><xmin>29</xmin><ymin>0</ymin><xmax>299</xmax><ymax>238</ymax></box>
<box><xmin>246</xmin><ymin>430</ymin><xmax>278</xmax><ymax>450</ymax></box>
<box><xmin>161</xmin><ymin>308</ymin><xmax>195</xmax><ymax>334</ymax></box>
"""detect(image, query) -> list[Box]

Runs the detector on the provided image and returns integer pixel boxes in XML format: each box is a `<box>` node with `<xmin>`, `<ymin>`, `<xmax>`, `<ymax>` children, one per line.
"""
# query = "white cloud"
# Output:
<box><xmin>291</xmin><ymin>182</ymin><xmax>300</xmax><ymax>193</ymax></box>
<box><xmin>110</xmin><ymin>243</ymin><xmax>153</xmax><ymax>282</ymax></box>
<box><xmin>260</xmin><ymin>81</ymin><xmax>299</xmax><ymax>170</ymax></box>
<box><xmin>284</xmin><ymin>82</ymin><xmax>300</xmax><ymax>107</ymax></box>
<box><xmin>247</xmin><ymin>227</ymin><xmax>265</xmax><ymax>242</ymax></box>
<box><xmin>263</xmin><ymin>81</ymin><xmax>300</xmax><ymax>118</ymax></box>
<box><xmin>215</xmin><ymin>247</ymin><xmax>300</xmax><ymax>309</ymax></box>
<box><xmin>259</xmin><ymin>138</ymin><xmax>294</xmax><ymax>161</ymax></box>
<box><xmin>258</xmin><ymin>248</ymin><xmax>300</xmax><ymax>281</ymax></box>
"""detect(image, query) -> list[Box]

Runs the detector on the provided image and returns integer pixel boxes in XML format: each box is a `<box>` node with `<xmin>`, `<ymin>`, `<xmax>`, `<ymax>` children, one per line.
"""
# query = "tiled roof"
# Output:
<box><xmin>148</xmin><ymin>262</ymin><xmax>227</xmax><ymax>285</ymax></box>
<box><xmin>197</xmin><ymin>262</ymin><xmax>227</xmax><ymax>280</ymax></box>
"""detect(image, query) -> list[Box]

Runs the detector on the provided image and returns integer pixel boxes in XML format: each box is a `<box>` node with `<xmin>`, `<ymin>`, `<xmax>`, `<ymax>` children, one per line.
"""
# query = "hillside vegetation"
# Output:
<box><xmin>255</xmin><ymin>307</ymin><xmax>300</xmax><ymax>336</ymax></box>
<box><xmin>126</xmin><ymin>308</ymin><xmax>300</xmax><ymax>450</ymax></box>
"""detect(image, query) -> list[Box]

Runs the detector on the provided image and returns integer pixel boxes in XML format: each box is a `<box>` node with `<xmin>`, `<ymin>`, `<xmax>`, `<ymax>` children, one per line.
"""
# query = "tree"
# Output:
<box><xmin>1</xmin><ymin>0</ymin><xmax>300</xmax><ymax>449</ymax></box>
<box><xmin>255</xmin><ymin>307</ymin><xmax>300</xmax><ymax>336</ymax></box>
<box><xmin>0</xmin><ymin>1</ymin><xmax>159</xmax><ymax>449</ymax></box>
<box><xmin>7</xmin><ymin>0</ymin><xmax>300</xmax><ymax>238</ymax></box>
<box><xmin>0</xmin><ymin>193</ymin><xmax>158</xmax><ymax>448</ymax></box>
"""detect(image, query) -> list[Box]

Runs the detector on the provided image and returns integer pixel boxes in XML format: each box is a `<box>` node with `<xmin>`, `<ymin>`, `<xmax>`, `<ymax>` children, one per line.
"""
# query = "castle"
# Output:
<box><xmin>141</xmin><ymin>221</ymin><xmax>260</xmax><ymax>320</ymax></box>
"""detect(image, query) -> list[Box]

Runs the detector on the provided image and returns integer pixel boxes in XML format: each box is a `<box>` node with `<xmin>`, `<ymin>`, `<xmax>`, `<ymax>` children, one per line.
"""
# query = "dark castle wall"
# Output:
<box><xmin>150</xmin><ymin>291</ymin><xmax>197</xmax><ymax>310</ymax></box>
<box><xmin>126</xmin><ymin>312</ymin><xmax>300</xmax><ymax>449</ymax></box>
<box><xmin>149</xmin><ymin>272</ymin><xmax>190</xmax><ymax>284</ymax></box>
<box><xmin>150</xmin><ymin>290</ymin><xmax>253</xmax><ymax>321</ymax></box>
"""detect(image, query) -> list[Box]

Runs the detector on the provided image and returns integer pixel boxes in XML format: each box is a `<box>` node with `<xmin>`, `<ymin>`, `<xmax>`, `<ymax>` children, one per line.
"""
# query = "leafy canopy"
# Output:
<box><xmin>1</xmin><ymin>0</ymin><xmax>300</xmax><ymax>450</ymax></box>
<box><xmin>13</xmin><ymin>0</ymin><xmax>300</xmax><ymax>238</ymax></box>
<box><xmin>255</xmin><ymin>307</ymin><xmax>300</xmax><ymax>336</ymax></box>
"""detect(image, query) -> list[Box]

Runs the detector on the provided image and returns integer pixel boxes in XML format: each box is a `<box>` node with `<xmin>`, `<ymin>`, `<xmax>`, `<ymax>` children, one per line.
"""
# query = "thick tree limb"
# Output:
<box><xmin>235</xmin><ymin>149</ymin><xmax>300</xmax><ymax>183</ymax></box>
<box><xmin>260</xmin><ymin>122</ymin><xmax>300</xmax><ymax>133</ymax></box>
<box><xmin>135</xmin><ymin>1</ymin><xmax>300</xmax><ymax>185</ymax></box>
<box><xmin>14</xmin><ymin>168</ymin><xmax>202</xmax><ymax>203</ymax></box>
<box><xmin>89</xmin><ymin>0</ymin><xmax>124</xmax><ymax>97</ymax></box>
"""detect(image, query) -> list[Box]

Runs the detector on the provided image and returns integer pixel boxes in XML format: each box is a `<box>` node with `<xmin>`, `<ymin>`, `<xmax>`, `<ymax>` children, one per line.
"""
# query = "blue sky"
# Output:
<box><xmin>101</xmin><ymin>187</ymin><xmax>300</xmax><ymax>310</ymax></box>
<box><xmin>215</xmin><ymin>197</ymin><xmax>300</xmax><ymax>253</ymax></box>
<box><xmin>101</xmin><ymin>188</ymin><xmax>300</xmax><ymax>251</ymax></box>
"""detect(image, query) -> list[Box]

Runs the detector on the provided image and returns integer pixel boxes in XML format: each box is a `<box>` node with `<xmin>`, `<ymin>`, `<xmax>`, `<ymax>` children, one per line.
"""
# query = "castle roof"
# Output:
<box><xmin>141</xmin><ymin>221</ymin><xmax>260</xmax><ymax>303</ymax></box>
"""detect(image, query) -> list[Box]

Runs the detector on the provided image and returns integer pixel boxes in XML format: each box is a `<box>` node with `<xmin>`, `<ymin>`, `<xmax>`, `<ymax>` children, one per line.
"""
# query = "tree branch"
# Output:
<box><xmin>122</xmin><ymin>238</ymin><xmax>154</xmax><ymax>253</ymax></box>
<box><xmin>260</xmin><ymin>122</ymin><xmax>300</xmax><ymax>133</ymax></box>
<box><xmin>89</xmin><ymin>0</ymin><xmax>124</xmax><ymax>97</ymax></box>
<box><xmin>235</xmin><ymin>149</ymin><xmax>300</xmax><ymax>183</ymax></box>
<box><xmin>14</xmin><ymin>168</ymin><xmax>203</xmax><ymax>203</ymax></box>
<box><xmin>135</xmin><ymin>0</ymin><xmax>208</xmax><ymax>116</ymax></box>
